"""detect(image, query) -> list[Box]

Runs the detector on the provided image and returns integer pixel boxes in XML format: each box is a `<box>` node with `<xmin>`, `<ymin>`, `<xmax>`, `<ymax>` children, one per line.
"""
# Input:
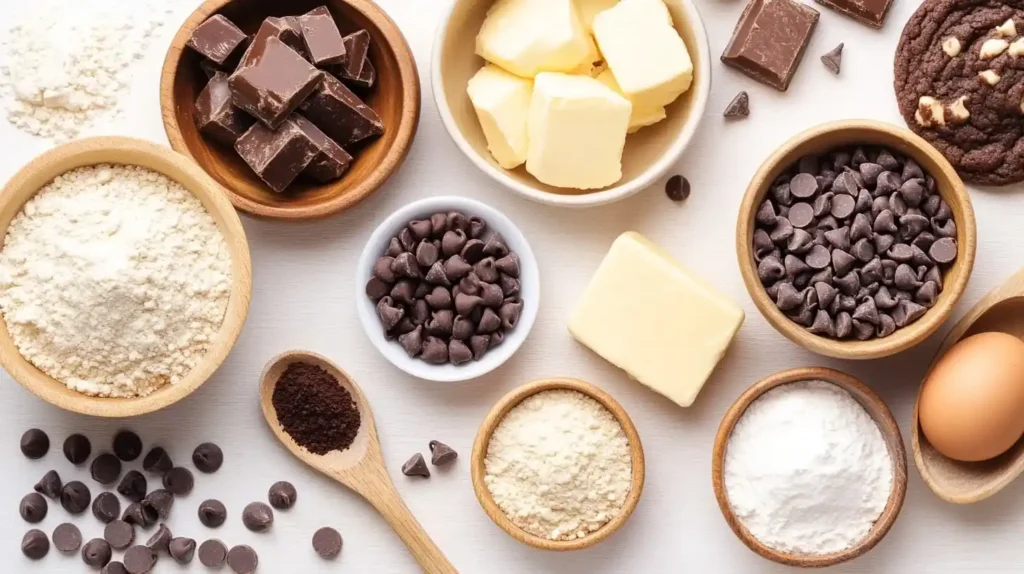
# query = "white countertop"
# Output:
<box><xmin>2</xmin><ymin>0</ymin><xmax>1023</xmax><ymax>572</ymax></box>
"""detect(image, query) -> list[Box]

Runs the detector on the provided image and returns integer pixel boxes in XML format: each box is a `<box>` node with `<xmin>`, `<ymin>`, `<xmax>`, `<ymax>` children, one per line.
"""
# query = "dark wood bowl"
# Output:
<box><xmin>160</xmin><ymin>0</ymin><xmax>420</xmax><ymax>219</ymax></box>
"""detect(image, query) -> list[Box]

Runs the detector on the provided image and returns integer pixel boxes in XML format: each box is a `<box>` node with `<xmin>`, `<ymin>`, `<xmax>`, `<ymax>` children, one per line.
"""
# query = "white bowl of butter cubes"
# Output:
<box><xmin>432</xmin><ymin>0</ymin><xmax>711</xmax><ymax>208</ymax></box>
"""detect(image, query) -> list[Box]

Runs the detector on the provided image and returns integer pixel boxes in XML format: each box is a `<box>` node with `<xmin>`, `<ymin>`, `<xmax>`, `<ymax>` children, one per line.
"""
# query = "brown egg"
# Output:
<box><xmin>920</xmin><ymin>332</ymin><xmax>1024</xmax><ymax>462</ymax></box>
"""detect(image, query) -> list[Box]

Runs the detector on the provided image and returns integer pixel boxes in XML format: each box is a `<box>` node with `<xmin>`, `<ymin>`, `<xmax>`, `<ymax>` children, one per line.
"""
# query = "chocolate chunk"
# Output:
<box><xmin>722</xmin><ymin>0</ymin><xmax>820</xmax><ymax>91</ymax></box>
<box><xmin>294</xmin><ymin>114</ymin><xmax>353</xmax><ymax>182</ymax></box>
<box><xmin>143</xmin><ymin>489</ymin><xmax>174</xmax><ymax>520</ymax></box>
<box><xmin>429</xmin><ymin>440</ymin><xmax>458</xmax><ymax>466</ymax></box>
<box><xmin>20</xmin><ymin>493</ymin><xmax>47</xmax><ymax>523</ymax></box>
<box><xmin>162</xmin><ymin>467</ymin><xmax>194</xmax><ymax>496</ymax></box>
<box><xmin>665</xmin><ymin>175</ymin><xmax>691</xmax><ymax>201</ymax></box>
<box><xmin>64</xmin><ymin>434</ymin><xmax>92</xmax><ymax>465</ymax></box>
<box><xmin>724</xmin><ymin>91</ymin><xmax>750</xmax><ymax>118</ymax></box>
<box><xmin>123</xmin><ymin>545</ymin><xmax>156</xmax><ymax>574</ymax></box>
<box><xmin>142</xmin><ymin>448</ymin><xmax>173</xmax><ymax>474</ymax></box>
<box><xmin>61</xmin><ymin>481</ymin><xmax>91</xmax><ymax>514</ymax></box>
<box><xmin>196</xmin><ymin>72</ymin><xmax>254</xmax><ymax>146</ymax></box>
<box><xmin>192</xmin><ymin>442</ymin><xmax>224</xmax><ymax>474</ymax></box>
<box><xmin>22</xmin><ymin>529</ymin><xmax>49</xmax><ymax>560</ymax></box>
<box><xmin>337</xmin><ymin>30</ymin><xmax>372</xmax><ymax>88</ymax></box>
<box><xmin>169</xmin><ymin>537</ymin><xmax>196</xmax><ymax>565</ymax></box>
<box><xmin>53</xmin><ymin>523</ymin><xmax>82</xmax><ymax>553</ymax></box>
<box><xmin>817</xmin><ymin>0</ymin><xmax>892</xmax><ymax>27</ymax></box>
<box><xmin>298</xmin><ymin>6</ymin><xmax>347</xmax><ymax>66</ymax></box>
<box><xmin>187</xmin><ymin>15</ymin><xmax>248</xmax><ymax>66</ymax></box>
<box><xmin>229</xmin><ymin>36</ymin><xmax>323</xmax><ymax>129</ymax></box>
<box><xmin>198</xmin><ymin>499</ymin><xmax>228</xmax><ymax>528</ymax></box>
<box><xmin>83</xmin><ymin>538</ymin><xmax>113</xmax><ymax>568</ymax></box>
<box><xmin>104</xmin><ymin>520</ymin><xmax>135</xmax><ymax>551</ymax></box>
<box><xmin>199</xmin><ymin>539</ymin><xmax>228</xmax><ymax>568</ymax></box>
<box><xmin>268</xmin><ymin>481</ymin><xmax>297</xmax><ymax>510</ymax></box>
<box><xmin>242</xmin><ymin>502</ymin><xmax>274</xmax><ymax>532</ymax></box>
<box><xmin>34</xmin><ymin>470</ymin><xmax>62</xmax><ymax>499</ymax></box>
<box><xmin>313</xmin><ymin>526</ymin><xmax>343</xmax><ymax>559</ymax></box>
<box><xmin>91</xmin><ymin>453</ymin><xmax>122</xmax><ymax>485</ymax></box>
<box><xmin>21</xmin><ymin>429</ymin><xmax>49</xmax><ymax>459</ymax></box>
<box><xmin>929</xmin><ymin>237</ymin><xmax>957</xmax><ymax>264</ymax></box>
<box><xmin>402</xmin><ymin>453</ymin><xmax>430</xmax><ymax>478</ymax></box>
<box><xmin>93</xmin><ymin>491</ymin><xmax>122</xmax><ymax>523</ymax></box>
<box><xmin>300</xmin><ymin>74</ymin><xmax>383</xmax><ymax>148</ymax></box>
<box><xmin>821</xmin><ymin>43</ymin><xmax>843</xmax><ymax>74</ymax></box>
<box><xmin>235</xmin><ymin>117</ymin><xmax>320</xmax><ymax>193</ymax></box>
<box><xmin>146</xmin><ymin>523</ymin><xmax>172</xmax><ymax>554</ymax></box>
<box><xmin>227</xmin><ymin>545</ymin><xmax>259</xmax><ymax>574</ymax></box>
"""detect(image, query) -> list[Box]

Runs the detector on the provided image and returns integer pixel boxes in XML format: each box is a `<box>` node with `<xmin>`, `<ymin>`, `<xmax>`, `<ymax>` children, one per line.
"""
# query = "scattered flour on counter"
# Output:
<box><xmin>0</xmin><ymin>0</ymin><xmax>176</xmax><ymax>141</ymax></box>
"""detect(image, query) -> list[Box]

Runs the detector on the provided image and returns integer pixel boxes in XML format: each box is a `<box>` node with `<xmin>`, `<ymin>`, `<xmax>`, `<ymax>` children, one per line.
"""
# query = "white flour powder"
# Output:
<box><xmin>0</xmin><ymin>165</ymin><xmax>232</xmax><ymax>398</ymax></box>
<box><xmin>724</xmin><ymin>380</ymin><xmax>893</xmax><ymax>555</ymax></box>
<box><xmin>484</xmin><ymin>389</ymin><xmax>632</xmax><ymax>541</ymax></box>
<box><xmin>0</xmin><ymin>0</ymin><xmax>176</xmax><ymax>140</ymax></box>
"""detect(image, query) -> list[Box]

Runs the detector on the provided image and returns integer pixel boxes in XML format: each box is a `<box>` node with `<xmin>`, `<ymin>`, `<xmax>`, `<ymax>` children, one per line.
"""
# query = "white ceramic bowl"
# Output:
<box><xmin>431</xmin><ymin>0</ymin><xmax>712</xmax><ymax>208</ymax></box>
<box><xmin>356</xmin><ymin>196</ymin><xmax>540</xmax><ymax>382</ymax></box>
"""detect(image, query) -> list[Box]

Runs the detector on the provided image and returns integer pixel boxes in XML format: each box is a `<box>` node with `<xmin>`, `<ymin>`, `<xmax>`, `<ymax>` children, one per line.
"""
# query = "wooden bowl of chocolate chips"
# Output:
<box><xmin>737</xmin><ymin>120</ymin><xmax>977</xmax><ymax>360</ymax></box>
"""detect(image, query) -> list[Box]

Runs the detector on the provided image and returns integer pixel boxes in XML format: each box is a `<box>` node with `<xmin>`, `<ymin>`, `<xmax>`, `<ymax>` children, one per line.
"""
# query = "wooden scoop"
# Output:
<box><xmin>914</xmin><ymin>268</ymin><xmax>1024</xmax><ymax>504</ymax></box>
<box><xmin>259</xmin><ymin>351</ymin><xmax>456</xmax><ymax>572</ymax></box>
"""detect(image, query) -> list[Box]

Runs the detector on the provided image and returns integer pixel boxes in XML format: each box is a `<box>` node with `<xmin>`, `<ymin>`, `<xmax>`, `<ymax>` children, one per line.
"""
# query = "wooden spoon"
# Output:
<box><xmin>259</xmin><ymin>351</ymin><xmax>456</xmax><ymax>573</ymax></box>
<box><xmin>914</xmin><ymin>268</ymin><xmax>1024</xmax><ymax>504</ymax></box>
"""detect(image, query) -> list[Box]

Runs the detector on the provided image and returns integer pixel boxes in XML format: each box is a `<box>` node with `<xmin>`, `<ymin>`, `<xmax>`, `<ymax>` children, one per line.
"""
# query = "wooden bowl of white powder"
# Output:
<box><xmin>470</xmin><ymin>377</ymin><xmax>645</xmax><ymax>551</ymax></box>
<box><xmin>711</xmin><ymin>367</ymin><xmax>908</xmax><ymax>567</ymax></box>
<box><xmin>0</xmin><ymin>137</ymin><xmax>252</xmax><ymax>417</ymax></box>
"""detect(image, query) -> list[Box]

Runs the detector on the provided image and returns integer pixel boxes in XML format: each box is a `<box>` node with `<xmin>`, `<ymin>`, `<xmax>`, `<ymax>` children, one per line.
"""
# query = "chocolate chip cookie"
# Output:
<box><xmin>895</xmin><ymin>0</ymin><xmax>1024</xmax><ymax>185</ymax></box>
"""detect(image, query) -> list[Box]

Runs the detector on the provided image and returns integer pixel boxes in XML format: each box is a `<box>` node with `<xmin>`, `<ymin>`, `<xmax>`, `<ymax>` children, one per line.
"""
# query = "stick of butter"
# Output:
<box><xmin>467</xmin><ymin>65</ymin><xmax>533</xmax><ymax>169</ymax></box>
<box><xmin>476</xmin><ymin>0</ymin><xmax>592</xmax><ymax>78</ymax></box>
<box><xmin>593</xmin><ymin>0</ymin><xmax>693</xmax><ymax>110</ymax></box>
<box><xmin>526</xmin><ymin>72</ymin><xmax>631</xmax><ymax>189</ymax></box>
<box><xmin>568</xmin><ymin>232</ymin><xmax>745</xmax><ymax>407</ymax></box>
<box><xmin>595</xmin><ymin>69</ymin><xmax>667</xmax><ymax>133</ymax></box>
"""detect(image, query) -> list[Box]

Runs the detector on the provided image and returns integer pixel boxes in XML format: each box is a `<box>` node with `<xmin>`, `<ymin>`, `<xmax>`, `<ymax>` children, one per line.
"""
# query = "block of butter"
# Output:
<box><xmin>593</xmin><ymin>0</ymin><xmax>693</xmax><ymax>110</ymax></box>
<box><xmin>568</xmin><ymin>232</ymin><xmax>745</xmax><ymax>407</ymax></box>
<box><xmin>476</xmin><ymin>0</ymin><xmax>592</xmax><ymax>78</ymax></box>
<box><xmin>576</xmin><ymin>0</ymin><xmax>620</xmax><ymax>30</ymax></box>
<box><xmin>596</xmin><ymin>69</ymin><xmax>667</xmax><ymax>133</ymax></box>
<box><xmin>467</xmin><ymin>65</ymin><xmax>533</xmax><ymax>169</ymax></box>
<box><xmin>526</xmin><ymin>72</ymin><xmax>632</xmax><ymax>189</ymax></box>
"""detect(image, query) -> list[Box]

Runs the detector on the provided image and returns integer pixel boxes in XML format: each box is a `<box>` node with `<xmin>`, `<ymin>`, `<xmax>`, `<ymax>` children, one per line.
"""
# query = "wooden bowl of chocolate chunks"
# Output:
<box><xmin>161</xmin><ymin>0</ymin><xmax>420</xmax><ymax>219</ymax></box>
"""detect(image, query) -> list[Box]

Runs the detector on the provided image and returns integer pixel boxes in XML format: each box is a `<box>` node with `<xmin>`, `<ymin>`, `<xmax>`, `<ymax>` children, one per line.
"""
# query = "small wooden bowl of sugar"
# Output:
<box><xmin>711</xmin><ymin>367</ymin><xmax>907</xmax><ymax>567</ymax></box>
<box><xmin>470</xmin><ymin>377</ymin><xmax>645</xmax><ymax>551</ymax></box>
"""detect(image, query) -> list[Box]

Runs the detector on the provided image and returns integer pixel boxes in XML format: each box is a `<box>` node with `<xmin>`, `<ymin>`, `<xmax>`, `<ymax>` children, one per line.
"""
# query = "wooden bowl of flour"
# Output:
<box><xmin>711</xmin><ymin>367</ymin><xmax>907</xmax><ymax>567</ymax></box>
<box><xmin>470</xmin><ymin>377</ymin><xmax>645</xmax><ymax>551</ymax></box>
<box><xmin>0</xmin><ymin>137</ymin><xmax>252</xmax><ymax>417</ymax></box>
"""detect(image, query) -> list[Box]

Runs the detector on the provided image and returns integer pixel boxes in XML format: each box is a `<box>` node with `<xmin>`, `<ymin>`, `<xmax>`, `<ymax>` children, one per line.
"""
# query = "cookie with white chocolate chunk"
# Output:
<box><xmin>895</xmin><ymin>0</ymin><xmax>1024</xmax><ymax>185</ymax></box>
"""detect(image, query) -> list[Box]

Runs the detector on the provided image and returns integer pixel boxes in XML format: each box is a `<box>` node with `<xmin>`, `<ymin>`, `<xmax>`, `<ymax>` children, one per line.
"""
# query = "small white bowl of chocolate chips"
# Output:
<box><xmin>356</xmin><ymin>196</ymin><xmax>539</xmax><ymax>382</ymax></box>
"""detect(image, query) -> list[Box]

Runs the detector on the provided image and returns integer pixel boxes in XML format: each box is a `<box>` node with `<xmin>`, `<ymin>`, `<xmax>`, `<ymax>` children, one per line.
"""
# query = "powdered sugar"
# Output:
<box><xmin>723</xmin><ymin>380</ymin><xmax>893</xmax><ymax>555</ymax></box>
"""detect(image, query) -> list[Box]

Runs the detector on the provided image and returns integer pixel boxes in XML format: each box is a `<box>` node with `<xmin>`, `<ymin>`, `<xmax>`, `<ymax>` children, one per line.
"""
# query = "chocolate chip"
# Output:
<box><xmin>402</xmin><ymin>453</ymin><xmax>430</xmax><ymax>478</ymax></box>
<box><xmin>429</xmin><ymin>440</ymin><xmax>458</xmax><ymax>466</ymax></box>
<box><xmin>873</xmin><ymin>210</ymin><xmax>897</xmax><ymax>233</ymax></box>
<box><xmin>426</xmin><ymin>309</ymin><xmax>455</xmax><ymax>337</ymax></box>
<box><xmin>861</xmin><ymin>258</ymin><xmax>884</xmax><ymax>285</ymax></box>
<box><xmin>93</xmin><ymin>491</ymin><xmax>121</xmax><ymax>523</ymax></box>
<box><xmin>122</xmin><ymin>502</ymin><xmax>155</xmax><ymax>528</ymax></box>
<box><xmin>61</xmin><ymin>481</ymin><xmax>91</xmax><ymax>514</ymax></box>
<box><xmin>398</xmin><ymin>325</ymin><xmax>424</xmax><ymax>356</ymax></box>
<box><xmin>313</xmin><ymin>526</ymin><xmax>343</xmax><ymax>559</ymax></box>
<box><xmin>199</xmin><ymin>539</ymin><xmax>227</xmax><ymax>568</ymax></box>
<box><xmin>808</xmin><ymin>310</ymin><xmax>837</xmax><ymax>336</ymax></box>
<box><xmin>665</xmin><ymin>175</ymin><xmax>691</xmax><ymax>201</ymax></box>
<box><xmin>22</xmin><ymin>529</ymin><xmax>49</xmax><ymax>559</ymax></box>
<box><xmin>724</xmin><ymin>91</ymin><xmax>750</xmax><ymax>118</ymax></box>
<box><xmin>788</xmin><ymin>202</ymin><xmax>814</xmax><ymax>228</ymax></box>
<box><xmin>64</xmin><ymin>434</ymin><xmax>92</xmax><ymax>465</ymax></box>
<box><xmin>467</xmin><ymin>216</ymin><xmax>487</xmax><ymax>239</ymax></box>
<box><xmin>198</xmin><ymin>499</ymin><xmax>227</xmax><ymax>528</ymax></box>
<box><xmin>91</xmin><ymin>453</ymin><xmax>122</xmax><ymax>485</ymax></box>
<box><xmin>20</xmin><ymin>492</ymin><xmax>47</xmax><ymax>523</ymax></box>
<box><xmin>161</xmin><ymin>467</ymin><xmax>193</xmax><ymax>496</ymax></box>
<box><xmin>123</xmin><ymin>545</ymin><xmax>156</xmax><ymax>574</ymax></box>
<box><xmin>169</xmin><ymin>537</ymin><xmax>196</xmax><ymax>565</ymax></box>
<box><xmin>830</xmin><ymin>194</ymin><xmax>855</xmax><ymax>219</ymax></box>
<box><xmin>143</xmin><ymin>489</ymin><xmax>174</xmax><ymax>520</ymax></box>
<box><xmin>376</xmin><ymin>297</ymin><xmax>404</xmax><ymax>331</ymax></box>
<box><xmin>482</xmin><ymin>234</ymin><xmax>509</xmax><ymax>258</ymax></box>
<box><xmin>112</xmin><ymin>431</ymin><xmax>143</xmax><ymax>462</ymax></box>
<box><xmin>102</xmin><ymin>562</ymin><xmax>128</xmax><ymax>574</ymax></box>
<box><xmin>146</xmin><ymin>523</ymin><xmax>172</xmax><ymax>554</ymax></box>
<box><xmin>449</xmin><ymin>339</ymin><xmax>473</xmax><ymax>365</ymax></box>
<box><xmin>498</xmin><ymin>300</ymin><xmax>523</xmax><ymax>330</ymax></box>
<box><xmin>104</xmin><ymin>520</ymin><xmax>135</xmax><ymax>550</ymax></box>
<box><xmin>477</xmin><ymin>307</ymin><xmax>502</xmax><ymax>334</ymax></box>
<box><xmin>385</xmin><ymin>237</ymin><xmax>402</xmax><ymax>257</ymax></box>
<box><xmin>409</xmin><ymin>219</ymin><xmax>432</xmax><ymax>241</ymax></box>
<box><xmin>770</xmin><ymin>217</ymin><xmax>794</xmax><ymax>243</ymax></box>
<box><xmin>192</xmin><ymin>442</ymin><xmax>223</xmax><ymax>473</ymax></box>
<box><xmin>415</xmin><ymin>241</ymin><xmax>439</xmax><ymax>268</ymax></box>
<box><xmin>929</xmin><ymin>237</ymin><xmax>957</xmax><ymax>264</ymax></box>
<box><xmin>853</xmin><ymin>297</ymin><xmax>880</xmax><ymax>325</ymax></box>
<box><xmin>242</xmin><ymin>502</ymin><xmax>273</xmax><ymax>532</ymax></box>
<box><xmin>268</xmin><ymin>481</ymin><xmax>297</xmax><ymax>510</ymax></box>
<box><xmin>83</xmin><ymin>538</ymin><xmax>113</xmax><ymax>568</ymax></box>
<box><xmin>772</xmin><ymin>182</ymin><xmax>793</xmax><ymax>206</ymax></box>
<box><xmin>21</xmin><ymin>429</ymin><xmax>49</xmax><ymax>459</ymax></box>
<box><xmin>227</xmin><ymin>544</ymin><xmax>259</xmax><ymax>574</ymax></box>
<box><xmin>442</xmin><ymin>254</ymin><xmax>472</xmax><ymax>281</ymax></box>
<box><xmin>34</xmin><ymin>470</ymin><xmax>62</xmax><ymax>499</ymax></box>
<box><xmin>54</xmin><ymin>523</ymin><xmax>83</xmax><ymax>553</ymax></box>
<box><xmin>421</xmin><ymin>337</ymin><xmax>448</xmax><ymax>364</ymax></box>
<box><xmin>441</xmin><ymin>230</ymin><xmax>467</xmax><ymax>258</ymax></box>
<box><xmin>410</xmin><ymin>299</ymin><xmax>430</xmax><ymax>325</ymax></box>
<box><xmin>877</xmin><ymin>314</ymin><xmax>897</xmax><ymax>338</ymax></box>
<box><xmin>398</xmin><ymin>227</ymin><xmax>416</xmax><ymax>251</ymax></box>
<box><xmin>835</xmin><ymin>312</ymin><xmax>853</xmax><ymax>338</ymax></box>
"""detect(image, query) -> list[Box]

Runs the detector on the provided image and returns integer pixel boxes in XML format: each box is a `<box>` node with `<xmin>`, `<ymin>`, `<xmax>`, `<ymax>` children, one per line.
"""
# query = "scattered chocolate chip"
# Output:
<box><xmin>268</xmin><ymin>481</ymin><xmax>298</xmax><ymax>510</ymax></box>
<box><xmin>192</xmin><ymin>442</ymin><xmax>224</xmax><ymax>474</ymax></box>
<box><xmin>821</xmin><ymin>43</ymin><xmax>843</xmax><ymax>74</ymax></box>
<box><xmin>142</xmin><ymin>489</ymin><xmax>174</xmax><ymax>520</ymax></box>
<box><xmin>102</xmin><ymin>562</ymin><xmax>128</xmax><ymax>574</ymax></box>
<box><xmin>112</xmin><ymin>431</ymin><xmax>143</xmax><ymax>462</ymax></box>
<box><xmin>169</xmin><ymin>537</ymin><xmax>196</xmax><ymax>565</ymax></box>
<box><xmin>93</xmin><ymin>491</ymin><xmax>121</xmax><ymax>523</ymax></box>
<box><xmin>91</xmin><ymin>453</ymin><xmax>123</xmax><ymax>485</ymax></box>
<box><xmin>724</xmin><ymin>91</ymin><xmax>750</xmax><ymax>118</ymax></box>
<box><xmin>122</xmin><ymin>502</ymin><xmax>157</xmax><ymax>528</ymax></box>
<box><xmin>312</xmin><ymin>527</ymin><xmax>343</xmax><ymax>559</ymax></box>
<box><xmin>198</xmin><ymin>499</ymin><xmax>228</xmax><ymax>528</ymax></box>
<box><xmin>53</xmin><ymin>523</ymin><xmax>83</xmax><ymax>553</ymax></box>
<box><xmin>123</xmin><ymin>545</ymin><xmax>156</xmax><ymax>574</ymax></box>
<box><xmin>22</xmin><ymin>529</ymin><xmax>49</xmax><ymax>559</ymax></box>
<box><xmin>20</xmin><ymin>429</ymin><xmax>49</xmax><ymax>459</ymax></box>
<box><xmin>429</xmin><ymin>441</ymin><xmax>458</xmax><ymax>466</ymax></box>
<box><xmin>199</xmin><ymin>539</ymin><xmax>228</xmax><ymax>568</ymax></box>
<box><xmin>142</xmin><ymin>447</ymin><xmax>173</xmax><ymax>474</ymax></box>
<box><xmin>61</xmin><ymin>481</ymin><xmax>91</xmax><ymax>514</ymax></box>
<box><xmin>227</xmin><ymin>544</ymin><xmax>259</xmax><ymax>574</ymax></box>
<box><xmin>83</xmin><ymin>538</ymin><xmax>113</xmax><ymax>568</ymax></box>
<box><xmin>34</xmin><ymin>470</ymin><xmax>62</xmax><ymax>499</ymax></box>
<box><xmin>665</xmin><ymin>175</ymin><xmax>691</xmax><ymax>201</ymax></box>
<box><xmin>146</xmin><ymin>523</ymin><xmax>172</xmax><ymax>554</ymax></box>
<box><xmin>242</xmin><ymin>502</ymin><xmax>274</xmax><ymax>532</ymax></box>
<box><xmin>115</xmin><ymin>471</ymin><xmax>147</xmax><ymax>504</ymax></box>
<box><xmin>20</xmin><ymin>492</ymin><xmax>47</xmax><ymax>523</ymax></box>
<box><xmin>162</xmin><ymin>467</ymin><xmax>194</xmax><ymax>496</ymax></box>
<box><xmin>402</xmin><ymin>453</ymin><xmax>430</xmax><ymax>478</ymax></box>
<box><xmin>64</xmin><ymin>434</ymin><xmax>92</xmax><ymax>465</ymax></box>
<box><xmin>104</xmin><ymin>520</ymin><xmax>135</xmax><ymax>550</ymax></box>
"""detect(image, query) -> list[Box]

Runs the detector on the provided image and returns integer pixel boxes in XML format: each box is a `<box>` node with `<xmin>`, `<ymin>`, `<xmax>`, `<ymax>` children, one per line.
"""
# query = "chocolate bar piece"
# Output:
<box><xmin>300</xmin><ymin>74</ymin><xmax>384</xmax><ymax>149</ymax></box>
<box><xmin>337</xmin><ymin>30</ymin><xmax>372</xmax><ymax>88</ymax></box>
<box><xmin>293</xmin><ymin>114</ymin><xmax>353</xmax><ymax>182</ymax></box>
<box><xmin>814</xmin><ymin>0</ymin><xmax>892</xmax><ymax>28</ymax></box>
<box><xmin>229</xmin><ymin>35</ymin><xmax>324</xmax><ymax>129</ymax></box>
<box><xmin>234</xmin><ymin>117</ymin><xmax>320</xmax><ymax>192</ymax></box>
<box><xmin>187</xmin><ymin>15</ymin><xmax>248</xmax><ymax>67</ymax></box>
<box><xmin>239</xmin><ymin>17</ymin><xmax>306</xmax><ymax>68</ymax></box>
<box><xmin>348</xmin><ymin>57</ymin><xmax>376</xmax><ymax>91</ymax></box>
<box><xmin>195</xmin><ymin>72</ymin><xmax>254</xmax><ymax>145</ymax></box>
<box><xmin>721</xmin><ymin>0</ymin><xmax>819</xmax><ymax>91</ymax></box>
<box><xmin>298</xmin><ymin>6</ymin><xmax>347</xmax><ymax>67</ymax></box>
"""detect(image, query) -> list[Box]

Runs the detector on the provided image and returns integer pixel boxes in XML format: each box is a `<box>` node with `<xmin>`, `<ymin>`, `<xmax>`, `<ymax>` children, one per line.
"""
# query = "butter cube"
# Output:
<box><xmin>596</xmin><ymin>69</ymin><xmax>667</xmax><ymax>133</ymax></box>
<box><xmin>593</xmin><ymin>0</ymin><xmax>693</xmax><ymax>110</ymax></box>
<box><xmin>569</xmin><ymin>232</ymin><xmax>745</xmax><ymax>407</ymax></box>
<box><xmin>467</xmin><ymin>65</ymin><xmax>533</xmax><ymax>169</ymax></box>
<box><xmin>476</xmin><ymin>0</ymin><xmax>592</xmax><ymax>77</ymax></box>
<box><xmin>576</xmin><ymin>0</ymin><xmax>621</xmax><ymax>30</ymax></box>
<box><xmin>526</xmin><ymin>72</ymin><xmax>631</xmax><ymax>189</ymax></box>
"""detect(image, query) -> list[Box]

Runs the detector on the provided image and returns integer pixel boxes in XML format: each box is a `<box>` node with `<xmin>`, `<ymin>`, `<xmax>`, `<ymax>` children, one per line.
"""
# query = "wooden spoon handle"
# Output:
<box><xmin>361</xmin><ymin>480</ymin><xmax>457</xmax><ymax>573</ymax></box>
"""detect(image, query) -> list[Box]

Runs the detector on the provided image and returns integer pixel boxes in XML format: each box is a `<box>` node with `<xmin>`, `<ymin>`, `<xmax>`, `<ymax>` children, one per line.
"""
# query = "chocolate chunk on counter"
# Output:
<box><xmin>113</xmin><ymin>431</ymin><xmax>143</xmax><ymax>462</ymax></box>
<box><xmin>196</xmin><ymin>72</ymin><xmax>254</xmax><ymax>146</ymax></box>
<box><xmin>192</xmin><ymin>442</ymin><xmax>224</xmax><ymax>473</ymax></box>
<box><xmin>298</xmin><ymin>6</ymin><xmax>347</xmax><ymax>67</ymax></box>
<box><xmin>229</xmin><ymin>36</ymin><xmax>324</xmax><ymax>129</ymax></box>
<box><xmin>722</xmin><ymin>0</ymin><xmax>820</xmax><ymax>91</ymax></box>
<box><xmin>724</xmin><ymin>91</ymin><xmax>750</xmax><ymax>118</ymax></box>
<box><xmin>20</xmin><ymin>428</ymin><xmax>49</xmax><ymax>459</ymax></box>
<box><xmin>300</xmin><ymin>73</ymin><xmax>384</xmax><ymax>149</ymax></box>
<box><xmin>815</xmin><ymin>0</ymin><xmax>892</xmax><ymax>28</ymax></box>
<box><xmin>22</xmin><ymin>529</ymin><xmax>49</xmax><ymax>560</ymax></box>
<box><xmin>198</xmin><ymin>539</ymin><xmax>228</xmax><ymax>568</ymax></box>
<box><xmin>337</xmin><ymin>30</ymin><xmax>374</xmax><ymax>89</ymax></box>
<box><xmin>312</xmin><ymin>527</ymin><xmax>342</xmax><ymax>559</ymax></box>
<box><xmin>53</xmin><ymin>523</ymin><xmax>82</xmax><ymax>553</ymax></box>
<box><xmin>235</xmin><ymin>116</ymin><xmax>320</xmax><ymax>192</ymax></box>
<box><xmin>187</xmin><ymin>15</ymin><xmax>249</xmax><ymax>67</ymax></box>
<box><xmin>64</xmin><ymin>433</ymin><xmax>92</xmax><ymax>465</ymax></box>
<box><xmin>240</xmin><ymin>17</ymin><xmax>306</xmax><ymax>66</ymax></box>
<box><xmin>227</xmin><ymin>544</ymin><xmax>259</xmax><ymax>574</ymax></box>
<box><xmin>293</xmin><ymin>114</ymin><xmax>353</xmax><ymax>182</ymax></box>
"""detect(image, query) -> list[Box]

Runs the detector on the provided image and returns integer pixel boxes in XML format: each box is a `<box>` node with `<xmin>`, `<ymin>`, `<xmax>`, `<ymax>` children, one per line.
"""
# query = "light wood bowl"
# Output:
<box><xmin>161</xmin><ymin>0</ymin><xmax>420</xmax><ymax>220</ymax></box>
<box><xmin>432</xmin><ymin>0</ymin><xmax>711</xmax><ymax>208</ymax></box>
<box><xmin>712</xmin><ymin>367</ymin><xmax>908</xmax><ymax>568</ymax></box>
<box><xmin>737</xmin><ymin>120</ymin><xmax>977</xmax><ymax>360</ymax></box>
<box><xmin>470</xmin><ymin>378</ymin><xmax>645</xmax><ymax>551</ymax></box>
<box><xmin>913</xmin><ymin>267</ymin><xmax>1024</xmax><ymax>504</ymax></box>
<box><xmin>0</xmin><ymin>137</ymin><xmax>252</xmax><ymax>417</ymax></box>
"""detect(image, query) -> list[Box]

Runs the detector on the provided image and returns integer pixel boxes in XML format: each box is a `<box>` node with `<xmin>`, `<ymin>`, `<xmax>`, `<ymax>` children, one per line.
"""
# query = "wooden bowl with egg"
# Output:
<box><xmin>712</xmin><ymin>367</ymin><xmax>908</xmax><ymax>568</ymax></box>
<box><xmin>432</xmin><ymin>0</ymin><xmax>711</xmax><ymax>208</ymax></box>
<box><xmin>470</xmin><ymin>377</ymin><xmax>645</xmax><ymax>551</ymax></box>
<box><xmin>161</xmin><ymin>0</ymin><xmax>420</xmax><ymax>220</ymax></box>
<box><xmin>0</xmin><ymin>137</ymin><xmax>252</xmax><ymax>418</ymax></box>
